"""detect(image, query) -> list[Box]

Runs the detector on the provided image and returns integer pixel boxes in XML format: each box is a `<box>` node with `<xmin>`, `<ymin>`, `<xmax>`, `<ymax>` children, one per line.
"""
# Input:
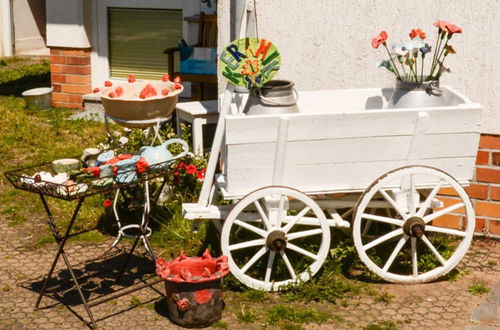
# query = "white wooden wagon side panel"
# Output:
<box><xmin>223</xmin><ymin>92</ymin><xmax>482</xmax><ymax>198</ymax></box>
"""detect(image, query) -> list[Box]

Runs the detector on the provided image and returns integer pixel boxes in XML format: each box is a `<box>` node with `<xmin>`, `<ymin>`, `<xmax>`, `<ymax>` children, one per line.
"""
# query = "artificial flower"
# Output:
<box><xmin>410</xmin><ymin>28</ymin><xmax>426</xmax><ymax>39</ymax></box>
<box><xmin>128</xmin><ymin>74</ymin><xmax>136</xmax><ymax>83</ymax></box>
<box><xmin>161</xmin><ymin>74</ymin><xmax>170</xmax><ymax>82</ymax></box>
<box><xmin>444</xmin><ymin>45</ymin><xmax>456</xmax><ymax>55</ymax></box>
<box><xmin>393</xmin><ymin>44</ymin><xmax>409</xmax><ymax>57</ymax></box>
<box><xmin>377</xmin><ymin>60</ymin><xmax>395</xmax><ymax>72</ymax></box>
<box><xmin>103</xmin><ymin>199</ymin><xmax>112</xmax><ymax>207</ymax></box>
<box><xmin>104</xmin><ymin>80</ymin><xmax>113</xmax><ymax>87</ymax></box>
<box><xmin>185</xmin><ymin>164</ymin><xmax>197</xmax><ymax>174</ymax></box>
<box><xmin>446</xmin><ymin>23</ymin><xmax>462</xmax><ymax>34</ymax></box>
<box><xmin>174</xmin><ymin>76</ymin><xmax>181</xmax><ymax>83</ymax></box>
<box><xmin>371</xmin><ymin>31</ymin><xmax>388</xmax><ymax>49</ymax></box>
<box><xmin>93</xmin><ymin>87</ymin><xmax>100</xmax><ymax>93</ymax></box>
<box><xmin>420</xmin><ymin>43</ymin><xmax>432</xmax><ymax>54</ymax></box>
<box><xmin>433</xmin><ymin>20</ymin><xmax>449</xmax><ymax>32</ymax></box>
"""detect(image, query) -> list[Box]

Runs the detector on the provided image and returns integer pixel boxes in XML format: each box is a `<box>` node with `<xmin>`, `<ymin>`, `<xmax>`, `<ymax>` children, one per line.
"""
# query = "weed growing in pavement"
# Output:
<box><xmin>130</xmin><ymin>296</ymin><xmax>142</xmax><ymax>307</ymax></box>
<box><xmin>236</xmin><ymin>305</ymin><xmax>257</xmax><ymax>323</ymax></box>
<box><xmin>363</xmin><ymin>320</ymin><xmax>398</xmax><ymax>330</ymax></box>
<box><xmin>265</xmin><ymin>304</ymin><xmax>330</xmax><ymax>328</ymax></box>
<box><xmin>468</xmin><ymin>283</ymin><xmax>491</xmax><ymax>295</ymax></box>
<box><xmin>374</xmin><ymin>292</ymin><xmax>395</xmax><ymax>304</ymax></box>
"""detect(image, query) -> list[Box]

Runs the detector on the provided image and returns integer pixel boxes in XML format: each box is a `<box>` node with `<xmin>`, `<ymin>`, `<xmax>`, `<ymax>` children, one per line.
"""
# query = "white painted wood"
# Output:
<box><xmin>352</xmin><ymin>165</ymin><xmax>475</xmax><ymax>284</ymax></box>
<box><xmin>272</xmin><ymin>117</ymin><xmax>290</xmax><ymax>186</ymax></box>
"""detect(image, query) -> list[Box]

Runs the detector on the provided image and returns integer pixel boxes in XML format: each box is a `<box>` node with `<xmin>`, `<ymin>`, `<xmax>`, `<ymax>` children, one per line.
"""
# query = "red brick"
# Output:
<box><xmin>67</xmin><ymin>94</ymin><xmax>83</xmax><ymax>104</ymax></box>
<box><xmin>61</xmin><ymin>84</ymin><xmax>91</xmax><ymax>94</ymax></box>
<box><xmin>52</xmin><ymin>84</ymin><xmax>61</xmax><ymax>93</ymax></box>
<box><xmin>51</xmin><ymin>93</ymin><xmax>68</xmax><ymax>102</ymax></box>
<box><xmin>438</xmin><ymin>188</ymin><xmax>458</xmax><ymax>197</ymax></box>
<box><xmin>50</xmin><ymin>55</ymin><xmax>66</xmax><ymax>64</ymax></box>
<box><xmin>490</xmin><ymin>219</ymin><xmax>500</xmax><ymax>235</ymax></box>
<box><xmin>479</xmin><ymin>134</ymin><xmax>500</xmax><ymax>149</ymax></box>
<box><xmin>50</xmin><ymin>48</ymin><xmax>61</xmax><ymax>55</ymax></box>
<box><xmin>51</xmin><ymin>74</ymin><xmax>66</xmax><ymax>84</ymax></box>
<box><xmin>476</xmin><ymin>168</ymin><xmax>500</xmax><ymax>184</ymax></box>
<box><xmin>66</xmin><ymin>75</ymin><xmax>91</xmax><ymax>84</ymax></box>
<box><xmin>475</xmin><ymin>217</ymin><xmax>486</xmax><ymax>233</ymax></box>
<box><xmin>491</xmin><ymin>186</ymin><xmax>500</xmax><ymax>201</ymax></box>
<box><xmin>476</xmin><ymin>201</ymin><xmax>500</xmax><ymax>218</ymax></box>
<box><xmin>434</xmin><ymin>196</ymin><xmax>467</xmax><ymax>214</ymax></box>
<box><xmin>50</xmin><ymin>64</ymin><xmax>63</xmax><ymax>73</ymax></box>
<box><xmin>432</xmin><ymin>214</ymin><xmax>461</xmax><ymax>229</ymax></box>
<box><xmin>52</xmin><ymin>102</ymin><xmax>68</xmax><ymax>108</ymax></box>
<box><xmin>66</xmin><ymin>56</ymin><xmax>90</xmax><ymax>65</ymax></box>
<box><xmin>476</xmin><ymin>150</ymin><xmax>489</xmax><ymax>165</ymax></box>
<box><xmin>59</xmin><ymin>48</ymin><xmax>91</xmax><ymax>56</ymax></box>
<box><xmin>493</xmin><ymin>152</ymin><xmax>500</xmax><ymax>166</ymax></box>
<box><xmin>61</xmin><ymin>65</ymin><xmax>91</xmax><ymax>75</ymax></box>
<box><xmin>465</xmin><ymin>184</ymin><xmax>489</xmax><ymax>200</ymax></box>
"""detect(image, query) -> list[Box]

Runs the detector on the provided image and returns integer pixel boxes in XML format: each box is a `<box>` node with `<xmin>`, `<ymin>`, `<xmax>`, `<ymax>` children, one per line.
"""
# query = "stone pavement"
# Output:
<box><xmin>0</xmin><ymin>214</ymin><xmax>498</xmax><ymax>329</ymax></box>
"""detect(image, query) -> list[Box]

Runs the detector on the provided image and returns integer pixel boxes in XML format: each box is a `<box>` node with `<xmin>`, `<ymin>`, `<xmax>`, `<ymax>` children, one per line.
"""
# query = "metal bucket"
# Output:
<box><xmin>22</xmin><ymin>87</ymin><xmax>53</xmax><ymax>110</ymax></box>
<box><xmin>156</xmin><ymin>250</ymin><xmax>229</xmax><ymax>328</ymax></box>
<box><xmin>243</xmin><ymin>80</ymin><xmax>300</xmax><ymax>115</ymax></box>
<box><xmin>387</xmin><ymin>77</ymin><xmax>446</xmax><ymax>108</ymax></box>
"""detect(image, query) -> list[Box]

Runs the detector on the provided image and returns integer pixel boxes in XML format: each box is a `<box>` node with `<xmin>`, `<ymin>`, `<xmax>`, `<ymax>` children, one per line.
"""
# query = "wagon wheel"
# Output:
<box><xmin>221</xmin><ymin>186</ymin><xmax>330</xmax><ymax>291</ymax></box>
<box><xmin>353</xmin><ymin>165</ymin><xmax>474</xmax><ymax>283</ymax></box>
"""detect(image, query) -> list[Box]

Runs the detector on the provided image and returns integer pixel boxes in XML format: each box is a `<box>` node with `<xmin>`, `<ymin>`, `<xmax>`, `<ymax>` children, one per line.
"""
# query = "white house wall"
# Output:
<box><xmin>218</xmin><ymin>0</ymin><xmax>500</xmax><ymax>135</ymax></box>
<box><xmin>12</xmin><ymin>0</ymin><xmax>46</xmax><ymax>51</ymax></box>
<box><xmin>46</xmin><ymin>0</ymin><xmax>91</xmax><ymax>48</ymax></box>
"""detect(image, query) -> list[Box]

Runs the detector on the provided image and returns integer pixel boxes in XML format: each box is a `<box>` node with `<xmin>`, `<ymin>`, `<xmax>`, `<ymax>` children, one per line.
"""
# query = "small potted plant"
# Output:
<box><xmin>372</xmin><ymin>20</ymin><xmax>462</xmax><ymax>108</ymax></box>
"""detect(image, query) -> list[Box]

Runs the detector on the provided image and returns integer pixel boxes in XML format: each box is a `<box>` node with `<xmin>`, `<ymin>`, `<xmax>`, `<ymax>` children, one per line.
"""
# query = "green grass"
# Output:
<box><xmin>0</xmin><ymin>57</ymin><xmax>50</xmax><ymax>95</ymax></box>
<box><xmin>240</xmin><ymin>289</ymin><xmax>270</xmax><ymax>302</ymax></box>
<box><xmin>130</xmin><ymin>296</ymin><xmax>142</xmax><ymax>307</ymax></box>
<box><xmin>235</xmin><ymin>305</ymin><xmax>257</xmax><ymax>323</ymax></box>
<box><xmin>265</xmin><ymin>304</ymin><xmax>330</xmax><ymax>328</ymax></box>
<box><xmin>211</xmin><ymin>320</ymin><xmax>229</xmax><ymax>328</ymax></box>
<box><xmin>363</xmin><ymin>320</ymin><xmax>398</xmax><ymax>330</ymax></box>
<box><xmin>468</xmin><ymin>283</ymin><xmax>491</xmax><ymax>295</ymax></box>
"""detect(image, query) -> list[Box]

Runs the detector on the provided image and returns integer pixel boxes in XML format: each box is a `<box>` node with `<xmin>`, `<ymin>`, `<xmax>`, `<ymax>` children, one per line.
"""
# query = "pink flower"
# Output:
<box><xmin>371</xmin><ymin>31</ymin><xmax>388</xmax><ymax>49</ymax></box>
<box><xmin>433</xmin><ymin>20</ymin><xmax>449</xmax><ymax>32</ymax></box>
<box><xmin>174</xmin><ymin>76</ymin><xmax>181</xmax><ymax>83</ymax></box>
<box><xmin>446</xmin><ymin>23</ymin><xmax>462</xmax><ymax>34</ymax></box>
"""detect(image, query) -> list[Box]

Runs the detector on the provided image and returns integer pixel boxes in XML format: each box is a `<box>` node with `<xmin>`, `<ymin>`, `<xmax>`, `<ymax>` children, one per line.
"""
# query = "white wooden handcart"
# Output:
<box><xmin>183</xmin><ymin>85</ymin><xmax>482</xmax><ymax>291</ymax></box>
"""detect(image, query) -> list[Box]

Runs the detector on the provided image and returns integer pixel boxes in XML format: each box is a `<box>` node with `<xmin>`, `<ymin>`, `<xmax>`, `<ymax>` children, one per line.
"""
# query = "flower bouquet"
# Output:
<box><xmin>372</xmin><ymin>20</ymin><xmax>462</xmax><ymax>83</ymax></box>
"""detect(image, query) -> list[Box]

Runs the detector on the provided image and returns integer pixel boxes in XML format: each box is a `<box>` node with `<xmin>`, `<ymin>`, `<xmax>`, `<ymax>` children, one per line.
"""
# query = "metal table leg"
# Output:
<box><xmin>34</xmin><ymin>194</ymin><xmax>97</xmax><ymax>329</ymax></box>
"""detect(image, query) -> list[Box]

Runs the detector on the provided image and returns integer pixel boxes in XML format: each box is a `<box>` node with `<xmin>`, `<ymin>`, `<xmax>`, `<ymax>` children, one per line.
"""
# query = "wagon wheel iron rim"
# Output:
<box><xmin>221</xmin><ymin>186</ymin><xmax>331</xmax><ymax>291</ymax></box>
<box><xmin>352</xmin><ymin>165</ymin><xmax>474</xmax><ymax>284</ymax></box>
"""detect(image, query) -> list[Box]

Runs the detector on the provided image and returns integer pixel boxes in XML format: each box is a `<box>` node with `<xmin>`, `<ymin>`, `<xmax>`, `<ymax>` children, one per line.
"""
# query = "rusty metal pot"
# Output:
<box><xmin>156</xmin><ymin>250</ymin><xmax>229</xmax><ymax>328</ymax></box>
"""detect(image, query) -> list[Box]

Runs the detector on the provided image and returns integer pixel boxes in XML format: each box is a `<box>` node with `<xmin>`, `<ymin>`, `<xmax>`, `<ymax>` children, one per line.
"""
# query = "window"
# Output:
<box><xmin>108</xmin><ymin>8</ymin><xmax>183</xmax><ymax>80</ymax></box>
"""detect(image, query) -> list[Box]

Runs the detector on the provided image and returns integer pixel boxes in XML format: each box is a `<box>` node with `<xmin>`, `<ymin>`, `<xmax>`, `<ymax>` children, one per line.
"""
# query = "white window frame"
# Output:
<box><xmin>91</xmin><ymin>0</ymin><xmax>200</xmax><ymax>88</ymax></box>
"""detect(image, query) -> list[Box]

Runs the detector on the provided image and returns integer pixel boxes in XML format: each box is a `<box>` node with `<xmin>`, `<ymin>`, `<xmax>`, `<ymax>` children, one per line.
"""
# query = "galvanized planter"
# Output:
<box><xmin>156</xmin><ymin>250</ymin><xmax>229</xmax><ymax>328</ymax></box>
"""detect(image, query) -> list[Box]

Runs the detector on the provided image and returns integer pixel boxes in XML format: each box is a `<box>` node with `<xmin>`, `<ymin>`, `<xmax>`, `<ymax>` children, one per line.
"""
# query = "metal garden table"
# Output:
<box><xmin>4</xmin><ymin>159</ymin><xmax>174</xmax><ymax>328</ymax></box>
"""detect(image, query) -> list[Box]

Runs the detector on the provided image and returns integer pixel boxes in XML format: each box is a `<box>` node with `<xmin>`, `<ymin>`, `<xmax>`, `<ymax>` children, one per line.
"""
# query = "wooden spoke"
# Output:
<box><xmin>282</xmin><ymin>206</ymin><xmax>311</xmax><ymax>233</ymax></box>
<box><xmin>425</xmin><ymin>225</ymin><xmax>467</xmax><ymax>237</ymax></box>
<box><xmin>286</xmin><ymin>228</ymin><xmax>323</xmax><ymax>241</ymax></box>
<box><xmin>361</xmin><ymin>213</ymin><xmax>403</xmax><ymax>227</ymax></box>
<box><xmin>254</xmin><ymin>200</ymin><xmax>273</xmax><ymax>230</ymax></box>
<box><xmin>276</xmin><ymin>195</ymin><xmax>286</xmax><ymax>228</ymax></box>
<box><xmin>363</xmin><ymin>228</ymin><xmax>403</xmax><ymax>251</ymax></box>
<box><xmin>240</xmin><ymin>247</ymin><xmax>267</xmax><ymax>274</ymax></box>
<box><xmin>382</xmin><ymin>236</ymin><xmax>407</xmax><ymax>272</ymax></box>
<box><xmin>417</xmin><ymin>179</ymin><xmax>444</xmax><ymax>217</ymax></box>
<box><xmin>380</xmin><ymin>189</ymin><xmax>409</xmax><ymax>220</ymax></box>
<box><xmin>409</xmin><ymin>174</ymin><xmax>416</xmax><ymax>214</ymax></box>
<box><xmin>280</xmin><ymin>251</ymin><xmax>297</xmax><ymax>280</ymax></box>
<box><xmin>411</xmin><ymin>237</ymin><xmax>418</xmax><ymax>276</ymax></box>
<box><xmin>420</xmin><ymin>235</ymin><xmax>447</xmax><ymax>266</ymax></box>
<box><xmin>286</xmin><ymin>243</ymin><xmax>318</xmax><ymax>260</ymax></box>
<box><xmin>423</xmin><ymin>203</ymin><xmax>465</xmax><ymax>223</ymax></box>
<box><xmin>264</xmin><ymin>251</ymin><xmax>276</xmax><ymax>283</ymax></box>
<box><xmin>229</xmin><ymin>238</ymin><xmax>266</xmax><ymax>251</ymax></box>
<box><xmin>234</xmin><ymin>219</ymin><xmax>267</xmax><ymax>237</ymax></box>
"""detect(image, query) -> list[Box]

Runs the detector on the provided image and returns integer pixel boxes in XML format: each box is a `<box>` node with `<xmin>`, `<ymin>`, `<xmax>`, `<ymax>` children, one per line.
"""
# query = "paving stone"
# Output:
<box><xmin>488</xmin><ymin>286</ymin><xmax>500</xmax><ymax>304</ymax></box>
<box><xmin>470</xmin><ymin>302</ymin><xmax>500</xmax><ymax>326</ymax></box>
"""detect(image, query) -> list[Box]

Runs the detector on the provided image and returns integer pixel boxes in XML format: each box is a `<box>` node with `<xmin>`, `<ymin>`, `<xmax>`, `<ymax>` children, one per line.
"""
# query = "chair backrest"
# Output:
<box><xmin>197</xmin><ymin>13</ymin><xmax>217</xmax><ymax>47</ymax></box>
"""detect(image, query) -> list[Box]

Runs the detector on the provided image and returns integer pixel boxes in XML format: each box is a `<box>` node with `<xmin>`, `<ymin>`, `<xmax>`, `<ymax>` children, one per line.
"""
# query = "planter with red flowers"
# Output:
<box><xmin>372</xmin><ymin>20</ymin><xmax>462</xmax><ymax>108</ymax></box>
<box><xmin>96</xmin><ymin>75</ymin><xmax>184</xmax><ymax>128</ymax></box>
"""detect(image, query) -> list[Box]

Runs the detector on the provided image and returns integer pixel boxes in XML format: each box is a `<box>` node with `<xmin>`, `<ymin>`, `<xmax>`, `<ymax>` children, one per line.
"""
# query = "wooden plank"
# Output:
<box><xmin>225</xmin><ymin>107</ymin><xmax>482</xmax><ymax>145</ymax></box>
<box><xmin>225</xmin><ymin>157</ymin><xmax>476</xmax><ymax>196</ymax></box>
<box><xmin>226</xmin><ymin>133</ymin><xmax>479</xmax><ymax>168</ymax></box>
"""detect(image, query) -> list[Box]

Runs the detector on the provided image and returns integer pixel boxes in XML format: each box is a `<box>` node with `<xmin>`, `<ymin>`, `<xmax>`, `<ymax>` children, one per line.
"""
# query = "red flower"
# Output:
<box><xmin>128</xmin><ymin>74</ymin><xmax>136</xmax><ymax>83</ymax></box>
<box><xmin>174</xmin><ymin>83</ymin><xmax>182</xmax><ymax>90</ymax></box>
<box><xmin>161</xmin><ymin>88</ymin><xmax>169</xmax><ymax>96</ymax></box>
<box><xmin>196</xmin><ymin>170</ymin><xmax>204</xmax><ymax>180</ymax></box>
<box><xmin>409</xmin><ymin>28</ymin><xmax>426</xmax><ymax>39</ymax></box>
<box><xmin>173</xmin><ymin>171</ymin><xmax>180</xmax><ymax>176</ymax></box>
<box><xmin>174</xmin><ymin>76</ymin><xmax>181</xmax><ymax>83</ymax></box>
<box><xmin>177</xmin><ymin>162</ymin><xmax>186</xmax><ymax>170</ymax></box>
<box><xmin>104</xmin><ymin>80</ymin><xmax>113</xmax><ymax>87</ymax></box>
<box><xmin>433</xmin><ymin>20</ymin><xmax>449</xmax><ymax>32</ymax></box>
<box><xmin>108</xmin><ymin>91</ymin><xmax>117</xmax><ymax>98</ymax></box>
<box><xmin>185</xmin><ymin>164</ymin><xmax>197</xmax><ymax>174</ymax></box>
<box><xmin>371</xmin><ymin>31</ymin><xmax>388</xmax><ymax>49</ymax></box>
<box><xmin>161</xmin><ymin>74</ymin><xmax>170</xmax><ymax>82</ymax></box>
<box><xmin>139</xmin><ymin>83</ymin><xmax>157</xmax><ymax>99</ymax></box>
<box><xmin>103</xmin><ymin>199</ymin><xmax>112</xmax><ymax>207</ymax></box>
<box><xmin>114</xmin><ymin>86</ymin><xmax>123</xmax><ymax>97</ymax></box>
<box><xmin>93</xmin><ymin>87</ymin><xmax>100</xmax><ymax>93</ymax></box>
<box><xmin>446</xmin><ymin>23</ymin><xmax>462</xmax><ymax>34</ymax></box>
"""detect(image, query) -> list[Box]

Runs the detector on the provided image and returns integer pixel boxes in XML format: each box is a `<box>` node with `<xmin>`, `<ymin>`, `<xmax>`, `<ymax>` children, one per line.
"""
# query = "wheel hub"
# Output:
<box><xmin>403</xmin><ymin>216</ymin><xmax>425</xmax><ymax>238</ymax></box>
<box><xmin>266</xmin><ymin>230</ymin><xmax>287</xmax><ymax>252</ymax></box>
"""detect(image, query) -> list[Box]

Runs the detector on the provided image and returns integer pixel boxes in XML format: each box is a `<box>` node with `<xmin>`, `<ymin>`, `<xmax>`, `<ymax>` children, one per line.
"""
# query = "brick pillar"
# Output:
<box><xmin>438</xmin><ymin>134</ymin><xmax>500</xmax><ymax>238</ymax></box>
<box><xmin>49</xmin><ymin>47</ymin><xmax>92</xmax><ymax>109</ymax></box>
